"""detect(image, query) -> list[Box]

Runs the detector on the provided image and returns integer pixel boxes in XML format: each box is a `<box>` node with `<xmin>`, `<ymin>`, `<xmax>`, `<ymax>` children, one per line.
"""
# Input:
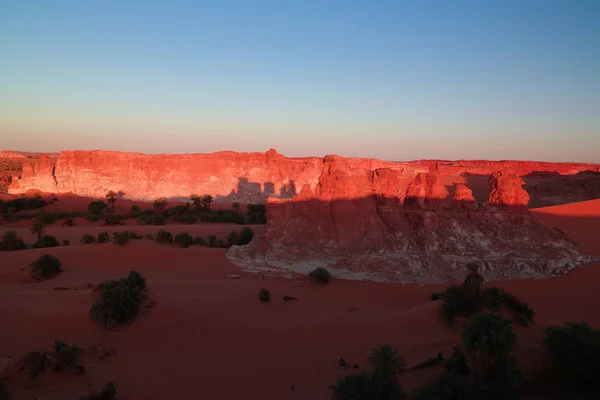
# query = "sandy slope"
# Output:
<box><xmin>1</xmin><ymin>199</ymin><xmax>599</xmax><ymax>399</ymax></box>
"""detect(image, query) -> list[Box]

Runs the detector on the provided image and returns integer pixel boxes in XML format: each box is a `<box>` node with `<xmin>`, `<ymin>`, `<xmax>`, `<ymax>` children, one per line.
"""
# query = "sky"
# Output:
<box><xmin>1</xmin><ymin>0</ymin><xmax>599</xmax><ymax>162</ymax></box>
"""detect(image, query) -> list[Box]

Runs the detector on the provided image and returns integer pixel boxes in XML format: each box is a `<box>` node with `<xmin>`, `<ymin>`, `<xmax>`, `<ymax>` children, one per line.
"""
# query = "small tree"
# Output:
<box><xmin>201</xmin><ymin>195</ymin><xmax>213</xmax><ymax>211</ymax></box>
<box><xmin>88</xmin><ymin>200</ymin><xmax>107</xmax><ymax>215</ymax></box>
<box><xmin>129</xmin><ymin>204</ymin><xmax>141</xmax><ymax>217</ymax></box>
<box><xmin>153</xmin><ymin>197</ymin><xmax>168</xmax><ymax>215</ymax></box>
<box><xmin>30</xmin><ymin>220</ymin><xmax>46</xmax><ymax>239</ymax></box>
<box><xmin>0</xmin><ymin>231</ymin><xmax>27</xmax><ymax>251</ymax></box>
<box><xmin>30</xmin><ymin>255</ymin><xmax>62</xmax><ymax>280</ymax></box>
<box><xmin>190</xmin><ymin>194</ymin><xmax>202</xmax><ymax>212</ymax></box>
<box><xmin>105</xmin><ymin>190</ymin><xmax>117</xmax><ymax>211</ymax></box>
<box><xmin>232</xmin><ymin>201</ymin><xmax>240</xmax><ymax>214</ymax></box>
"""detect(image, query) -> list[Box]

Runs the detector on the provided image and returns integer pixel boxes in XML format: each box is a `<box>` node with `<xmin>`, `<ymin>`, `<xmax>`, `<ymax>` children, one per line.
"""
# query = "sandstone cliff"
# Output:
<box><xmin>7</xmin><ymin>149</ymin><xmax>600</xmax><ymax>206</ymax></box>
<box><xmin>227</xmin><ymin>164</ymin><xmax>595</xmax><ymax>283</ymax></box>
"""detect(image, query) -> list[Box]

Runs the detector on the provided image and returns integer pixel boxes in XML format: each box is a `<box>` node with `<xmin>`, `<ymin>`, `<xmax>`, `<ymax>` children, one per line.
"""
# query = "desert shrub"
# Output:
<box><xmin>22</xmin><ymin>351</ymin><xmax>46</xmax><ymax>380</ymax></box>
<box><xmin>62</xmin><ymin>239</ymin><xmax>70</xmax><ymax>246</ymax></box>
<box><xmin>156</xmin><ymin>229</ymin><xmax>173</xmax><ymax>244</ymax></box>
<box><xmin>87</xmin><ymin>200</ymin><xmax>107</xmax><ymax>215</ymax></box>
<box><xmin>193</xmin><ymin>236</ymin><xmax>207</xmax><ymax>246</ymax></box>
<box><xmin>30</xmin><ymin>255</ymin><xmax>62</xmax><ymax>280</ymax></box>
<box><xmin>175</xmin><ymin>232</ymin><xmax>194</xmax><ymax>248</ymax></box>
<box><xmin>97</xmin><ymin>232</ymin><xmax>110</xmax><ymax>243</ymax></box>
<box><xmin>481</xmin><ymin>287</ymin><xmax>535</xmax><ymax>326</ymax></box>
<box><xmin>197</xmin><ymin>210</ymin><xmax>245</xmax><ymax>224</ymax></box>
<box><xmin>413</xmin><ymin>371</ymin><xmax>476</xmax><ymax>400</ymax></box>
<box><xmin>308</xmin><ymin>267</ymin><xmax>332</xmax><ymax>284</ymax></box>
<box><xmin>53</xmin><ymin>340</ymin><xmax>80</xmax><ymax>371</ymax></box>
<box><xmin>178</xmin><ymin>214</ymin><xmax>197</xmax><ymax>224</ymax></box>
<box><xmin>112</xmin><ymin>231</ymin><xmax>131</xmax><ymax>245</ymax></box>
<box><xmin>544</xmin><ymin>322</ymin><xmax>600</xmax><ymax>389</ymax></box>
<box><xmin>4</xmin><ymin>196</ymin><xmax>47</xmax><ymax>211</ymax></box>
<box><xmin>137</xmin><ymin>214</ymin><xmax>166</xmax><ymax>225</ymax></box>
<box><xmin>0</xmin><ymin>231</ymin><xmax>26</xmax><ymax>251</ymax></box>
<box><xmin>81</xmin><ymin>234</ymin><xmax>95</xmax><ymax>244</ymax></box>
<box><xmin>63</xmin><ymin>217</ymin><xmax>75</xmax><ymax>227</ymax></box>
<box><xmin>237</xmin><ymin>226</ymin><xmax>254</xmax><ymax>245</ymax></box>
<box><xmin>246</xmin><ymin>204</ymin><xmax>267</xmax><ymax>224</ymax></box>
<box><xmin>226</xmin><ymin>231</ymin><xmax>239</xmax><ymax>247</ymax></box>
<box><xmin>35</xmin><ymin>211</ymin><xmax>57</xmax><ymax>225</ymax></box>
<box><xmin>330</xmin><ymin>345</ymin><xmax>406</xmax><ymax>400</ymax></box>
<box><xmin>259</xmin><ymin>287</ymin><xmax>271</xmax><ymax>302</ymax></box>
<box><xmin>432</xmin><ymin>277</ymin><xmax>534</xmax><ymax>327</ymax></box>
<box><xmin>85</xmin><ymin>213</ymin><xmax>101</xmax><ymax>222</ymax></box>
<box><xmin>32</xmin><ymin>234</ymin><xmax>60</xmax><ymax>249</ymax></box>
<box><xmin>103</xmin><ymin>213</ymin><xmax>121</xmax><ymax>226</ymax></box>
<box><xmin>144</xmin><ymin>234</ymin><xmax>154</xmax><ymax>240</ymax></box>
<box><xmin>207</xmin><ymin>235</ymin><xmax>217</xmax><ymax>247</ymax></box>
<box><xmin>165</xmin><ymin>205</ymin><xmax>189</xmax><ymax>219</ymax></box>
<box><xmin>153</xmin><ymin>197</ymin><xmax>168</xmax><ymax>214</ymax></box>
<box><xmin>129</xmin><ymin>204</ymin><xmax>141</xmax><ymax>217</ymax></box>
<box><xmin>81</xmin><ymin>381</ymin><xmax>117</xmax><ymax>400</ymax></box>
<box><xmin>90</xmin><ymin>270</ymin><xmax>147</xmax><ymax>328</ymax></box>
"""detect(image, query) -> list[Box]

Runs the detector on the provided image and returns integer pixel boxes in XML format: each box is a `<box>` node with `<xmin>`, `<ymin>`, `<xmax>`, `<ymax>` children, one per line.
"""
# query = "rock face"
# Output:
<box><xmin>227</xmin><ymin>165</ymin><xmax>595</xmax><ymax>283</ymax></box>
<box><xmin>8</xmin><ymin>149</ymin><xmax>600</xmax><ymax>207</ymax></box>
<box><xmin>488</xmin><ymin>171</ymin><xmax>530</xmax><ymax>209</ymax></box>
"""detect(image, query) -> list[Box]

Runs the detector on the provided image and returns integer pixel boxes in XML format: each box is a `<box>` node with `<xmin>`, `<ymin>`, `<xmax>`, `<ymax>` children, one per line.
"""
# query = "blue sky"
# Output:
<box><xmin>1</xmin><ymin>0</ymin><xmax>599</xmax><ymax>161</ymax></box>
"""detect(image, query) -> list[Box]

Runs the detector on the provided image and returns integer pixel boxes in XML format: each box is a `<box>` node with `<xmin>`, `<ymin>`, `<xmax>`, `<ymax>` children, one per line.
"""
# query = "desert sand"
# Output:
<box><xmin>1</xmin><ymin>193</ymin><xmax>599</xmax><ymax>399</ymax></box>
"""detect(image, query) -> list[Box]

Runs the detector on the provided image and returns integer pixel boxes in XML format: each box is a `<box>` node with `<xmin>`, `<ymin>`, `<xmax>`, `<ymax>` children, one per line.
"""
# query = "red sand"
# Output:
<box><xmin>1</xmin><ymin>198</ymin><xmax>600</xmax><ymax>399</ymax></box>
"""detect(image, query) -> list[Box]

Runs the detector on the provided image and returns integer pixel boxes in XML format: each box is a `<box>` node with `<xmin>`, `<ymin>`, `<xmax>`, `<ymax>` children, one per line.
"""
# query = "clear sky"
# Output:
<box><xmin>1</xmin><ymin>0</ymin><xmax>599</xmax><ymax>162</ymax></box>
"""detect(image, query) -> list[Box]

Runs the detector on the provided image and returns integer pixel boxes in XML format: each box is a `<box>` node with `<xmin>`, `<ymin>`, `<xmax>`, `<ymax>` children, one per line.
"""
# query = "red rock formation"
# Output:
<box><xmin>228</xmin><ymin>163</ymin><xmax>595</xmax><ymax>283</ymax></box>
<box><xmin>7</xmin><ymin>149</ymin><xmax>600</xmax><ymax>206</ymax></box>
<box><xmin>452</xmin><ymin>183</ymin><xmax>476</xmax><ymax>210</ymax></box>
<box><xmin>487</xmin><ymin>171</ymin><xmax>530</xmax><ymax>209</ymax></box>
<box><xmin>403</xmin><ymin>164</ymin><xmax>449</xmax><ymax>209</ymax></box>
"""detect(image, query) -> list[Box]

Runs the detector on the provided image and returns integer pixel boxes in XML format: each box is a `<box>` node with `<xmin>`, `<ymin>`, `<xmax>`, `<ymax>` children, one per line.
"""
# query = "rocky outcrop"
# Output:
<box><xmin>227</xmin><ymin>166</ymin><xmax>595</xmax><ymax>283</ymax></box>
<box><xmin>488</xmin><ymin>171</ymin><xmax>530</xmax><ymax>209</ymax></box>
<box><xmin>7</xmin><ymin>149</ymin><xmax>600</xmax><ymax>206</ymax></box>
<box><xmin>452</xmin><ymin>183</ymin><xmax>476</xmax><ymax>210</ymax></box>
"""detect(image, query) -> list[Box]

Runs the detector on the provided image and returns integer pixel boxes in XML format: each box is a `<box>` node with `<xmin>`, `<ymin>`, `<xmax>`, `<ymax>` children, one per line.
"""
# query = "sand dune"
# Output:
<box><xmin>1</xmin><ymin>199</ymin><xmax>599</xmax><ymax>399</ymax></box>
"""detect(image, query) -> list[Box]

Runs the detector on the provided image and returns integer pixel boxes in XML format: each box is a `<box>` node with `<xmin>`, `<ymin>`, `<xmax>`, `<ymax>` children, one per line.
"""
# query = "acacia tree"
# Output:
<box><xmin>30</xmin><ymin>220</ymin><xmax>46</xmax><ymax>239</ymax></box>
<box><xmin>190</xmin><ymin>194</ymin><xmax>202</xmax><ymax>212</ymax></box>
<box><xmin>201</xmin><ymin>195</ymin><xmax>213</xmax><ymax>211</ymax></box>
<box><xmin>105</xmin><ymin>190</ymin><xmax>117</xmax><ymax>211</ymax></box>
<box><xmin>153</xmin><ymin>197</ymin><xmax>168</xmax><ymax>215</ymax></box>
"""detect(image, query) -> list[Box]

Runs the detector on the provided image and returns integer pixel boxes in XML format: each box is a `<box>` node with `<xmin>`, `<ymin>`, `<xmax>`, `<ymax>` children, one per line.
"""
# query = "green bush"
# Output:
<box><xmin>62</xmin><ymin>239</ymin><xmax>70</xmax><ymax>246</ymax></box>
<box><xmin>481</xmin><ymin>287</ymin><xmax>535</xmax><ymax>326</ymax></box>
<box><xmin>3</xmin><ymin>196</ymin><xmax>47</xmax><ymax>211</ymax></box>
<box><xmin>88</xmin><ymin>200</ymin><xmax>107</xmax><ymax>214</ymax></box>
<box><xmin>175</xmin><ymin>232</ymin><xmax>194</xmax><ymax>248</ymax></box>
<box><xmin>81</xmin><ymin>381</ymin><xmax>117</xmax><ymax>400</ymax></box>
<box><xmin>0</xmin><ymin>231</ymin><xmax>26</xmax><ymax>251</ymax></box>
<box><xmin>81</xmin><ymin>234</ymin><xmax>96</xmax><ymax>244</ymax></box>
<box><xmin>30</xmin><ymin>255</ymin><xmax>62</xmax><ymax>280</ymax></box>
<box><xmin>544</xmin><ymin>322</ymin><xmax>600</xmax><ymax>389</ymax></box>
<box><xmin>53</xmin><ymin>340</ymin><xmax>80</xmax><ymax>372</ymax></box>
<box><xmin>308</xmin><ymin>267</ymin><xmax>332</xmax><ymax>284</ymax></box>
<box><xmin>193</xmin><ymin>237</ymin><xmax>207</xmax><ymax>246</ymax></box>
<box><xmin>90</xmin><ymin>270</ymin><xmax>147</xmax><ymax>328</ymax></box>
<box><xmin>129</xmin><ymin>204</ymin><xmax>141</xmax><ymax>217</ymax></box>
<box><xmin>330</xmin><ymin>345</ymin><xmax>406</xmax><ymax>400</ymax></box>
<box><xmin>137</xmin><ymin>214</ymin><xmax>166</xmax><ymax>225</ymax></box>
<box><xmin>237</xmin><ymin>226</ymin><xmax>254</xmax><ymax>245</ymax></box>
<box><xmin>207</xmin><ymin>235</ymin><xmax>217</xmax><ymax>247</ymax></box>
<box><xmin>112</xmin><ymin>232</ymin><xmax>131</xmax><ymax>245</ymax></box>
<box><xmin>103</xmin><ymin>213</ymin><xmax>121</xmax><ymax>226</ymax></box>
<box><xmin>226</xmin><ymin>231</ymin><xmax>239</xmax><ymax>247</ymax></box>
<box><xmin>246</xmin><ymin>204</ymin><xmax>267</xmax><ymax>224</ymax></box>
<box><xmin>259</xmin><ymin>287</ymin><xmax>271</xmax><ymax>303</ymax></box>
<box><xmin>97</xmin><ymin>232</ymin><xmax>110</xmax><ymax>243</ymax></box>
<box><xmin>32</xmin><ymin>234</ymin><xmax>60</xmax><ymax>249</ymax></box>
<box><xmin>63</xmin><ymin>217</ymin><xmax>75</xmax><ymax>227</ymax></box>
<box><xmin>156</xmin><ymin>229</ymin><xmax>173</xmax><ymax>244</ymax></box>
<box><xmin>178</xmin><ymin>214</ymin><xmax>197</xmax><ymax>224</ymax></box>
<box><xmin>144</xmin><ymin>234</ymin><xmax>154</xmax><ymax>240</ymax></box>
